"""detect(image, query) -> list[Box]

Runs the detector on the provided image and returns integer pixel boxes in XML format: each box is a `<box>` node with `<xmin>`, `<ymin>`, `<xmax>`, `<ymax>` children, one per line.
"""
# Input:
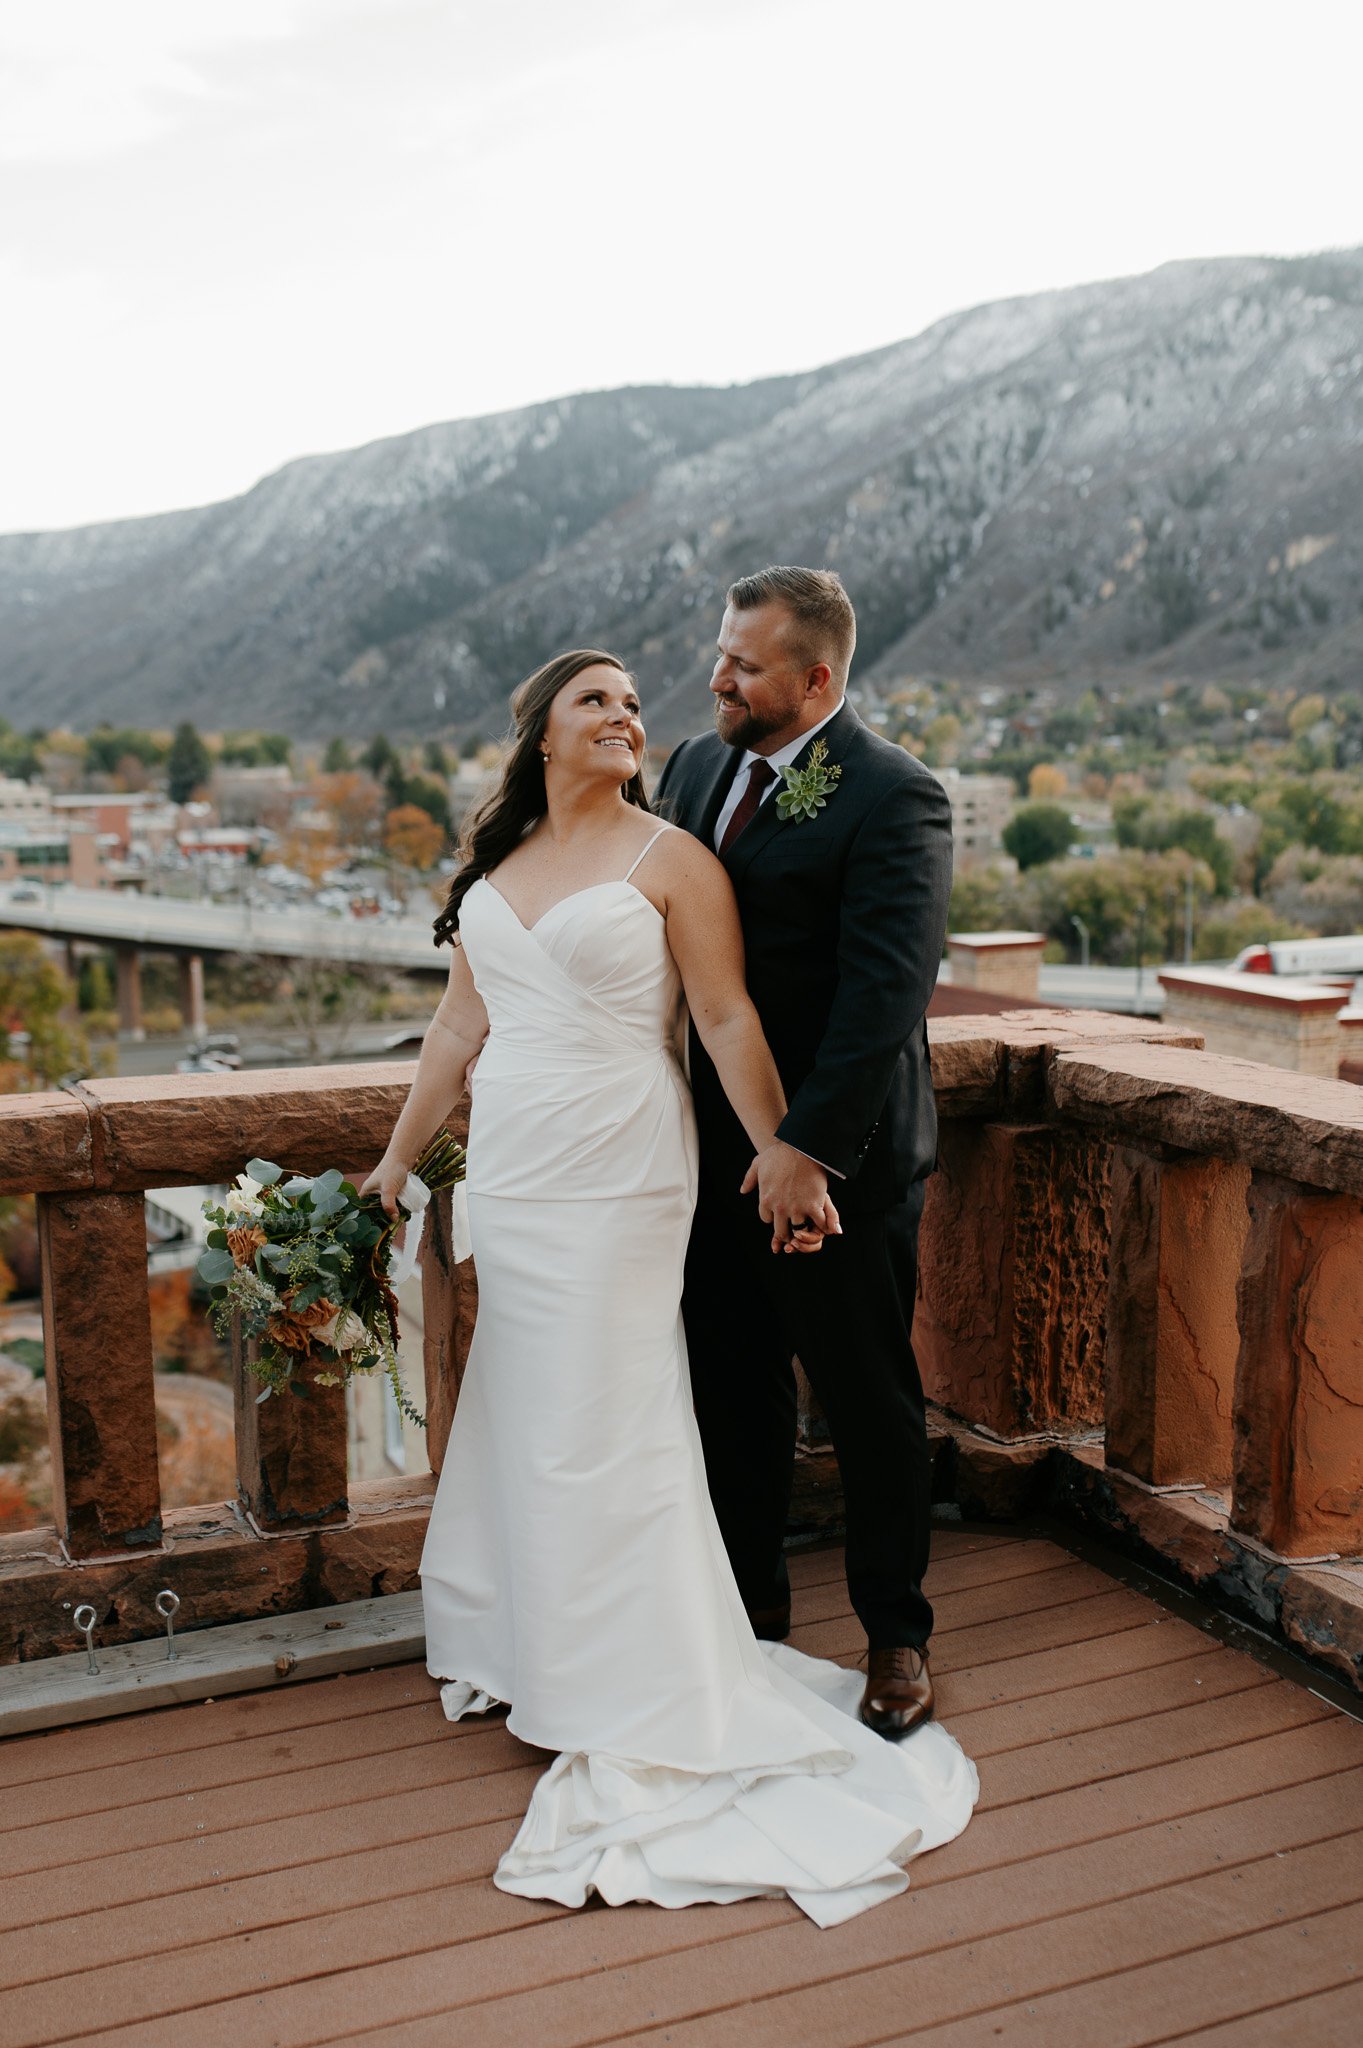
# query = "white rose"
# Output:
<box><xmin>314</xmin><ymin>1309</ymin><xmax>364</xmax><ymax>1351</ymax></box>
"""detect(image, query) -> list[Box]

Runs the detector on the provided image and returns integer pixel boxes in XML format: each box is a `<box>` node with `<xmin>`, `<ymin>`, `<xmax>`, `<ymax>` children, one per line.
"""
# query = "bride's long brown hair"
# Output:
<box><xmin>433</xmin><ymin>648</ymin><xmax>652</xmax><ymax>947</ymax></box>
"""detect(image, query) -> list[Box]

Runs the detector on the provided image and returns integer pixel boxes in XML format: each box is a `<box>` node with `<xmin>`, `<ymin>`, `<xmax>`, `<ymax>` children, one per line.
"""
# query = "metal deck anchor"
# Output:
<box><xmin>155</xmin><ymin>1589</ymin><xmax>181</xmax><ymax>1661</ymax></box>
<box><xmin>72</xmin><ymin>1604</ymin><xmax>99</xmax><ymax>1676</ymax></box>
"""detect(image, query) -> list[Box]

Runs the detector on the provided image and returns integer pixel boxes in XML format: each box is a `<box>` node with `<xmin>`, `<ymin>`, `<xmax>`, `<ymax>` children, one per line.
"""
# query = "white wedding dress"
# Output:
<box><xmin>419</xmin><ymin>834</ymin><xmax>977</xmax><ymax>1927</ymax></box>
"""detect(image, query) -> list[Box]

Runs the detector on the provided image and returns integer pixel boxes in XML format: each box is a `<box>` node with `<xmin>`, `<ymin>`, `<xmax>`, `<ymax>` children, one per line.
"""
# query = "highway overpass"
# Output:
<box><xmin>0</xmin><ymin>883</ymin><xmax>446</xmax><ymax>1037</ymax></box>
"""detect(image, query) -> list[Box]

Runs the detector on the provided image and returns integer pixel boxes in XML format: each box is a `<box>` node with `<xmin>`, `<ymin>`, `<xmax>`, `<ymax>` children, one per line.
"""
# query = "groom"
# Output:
<box><xmin>656</xmin><ymin>566</ymin><xmax>952</xmax><ymax>1739</ymax></box>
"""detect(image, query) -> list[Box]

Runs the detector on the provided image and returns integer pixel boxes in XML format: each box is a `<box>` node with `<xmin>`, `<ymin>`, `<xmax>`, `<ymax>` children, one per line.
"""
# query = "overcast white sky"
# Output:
<box><xmin>3</xmin><ymin>0</ymin><xmax>1361</xmax><ymax>535</ymax></box>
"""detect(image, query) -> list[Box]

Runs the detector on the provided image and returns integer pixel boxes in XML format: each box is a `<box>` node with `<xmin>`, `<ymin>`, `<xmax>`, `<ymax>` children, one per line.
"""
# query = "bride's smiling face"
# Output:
<box><xmin>543</xmin><ymin>666</ymin><xmax>645</xmax><ymax>785</ymax></box>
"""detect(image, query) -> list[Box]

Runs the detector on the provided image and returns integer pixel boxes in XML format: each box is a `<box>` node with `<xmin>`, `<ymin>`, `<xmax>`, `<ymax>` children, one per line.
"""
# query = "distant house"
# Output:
<box><xmin>935</xmin><ymin>768</ymin><xmax>1015</xmax><ymax>867</ymax></box>
<box><xmin>0</xmin><ymin>821</ymin><xmax>100</xmax><ymax>888</ymax></box>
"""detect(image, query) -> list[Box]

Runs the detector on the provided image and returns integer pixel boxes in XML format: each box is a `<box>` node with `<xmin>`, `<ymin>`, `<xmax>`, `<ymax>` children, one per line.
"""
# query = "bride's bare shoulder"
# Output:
<box><xmin>641</xmin><ymin>821</ymin><xmax>730</xmax><ymax>895</ymax></box>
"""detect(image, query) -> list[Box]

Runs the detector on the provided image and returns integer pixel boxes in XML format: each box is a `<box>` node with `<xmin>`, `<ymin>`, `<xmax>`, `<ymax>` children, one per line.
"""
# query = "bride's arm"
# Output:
<box><xmin>655</xmin><ymin>835</ymin><xmax>838</xmax><ymax>1252</ymax></box>
<box><xmin>360</xmin><ymin>941</ymin><xmax>488</xmax><ymax>1217</ymax></box>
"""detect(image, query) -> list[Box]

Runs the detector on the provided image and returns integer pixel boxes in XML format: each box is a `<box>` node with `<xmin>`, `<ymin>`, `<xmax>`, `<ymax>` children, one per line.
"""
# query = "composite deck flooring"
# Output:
<box><xmin>2</xmin><ymin>1529</ymin><xmax>1361</xmax><ymax>2047</ymax></box>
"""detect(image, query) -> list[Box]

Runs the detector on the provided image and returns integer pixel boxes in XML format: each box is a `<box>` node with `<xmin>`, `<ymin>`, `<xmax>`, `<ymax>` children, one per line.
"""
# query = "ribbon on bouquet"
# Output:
<box><xmin>388</xmin><ymin>1172</ymin><xmax>472</xmax><ymax>1283</ymax></box>
<box><xmin>389</xmin><ymin>1173</ymin><xmax>431</xmax><ymax>1286</ymax></box>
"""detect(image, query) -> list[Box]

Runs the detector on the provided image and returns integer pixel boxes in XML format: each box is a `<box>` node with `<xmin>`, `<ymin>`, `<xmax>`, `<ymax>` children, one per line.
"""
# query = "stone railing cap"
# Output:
<box><xmin>928</xmin><ymin>1009</ymin><xmax>1204</xmax><ymax>1118</ymax></box>
<box><xmin>946</xmin><ymin>931</ymin><xmax>1047</xmax><ymax>950</ymax></box>
<box><xmin>1049</xmin><ymin>1040</ymin><xmax>1363</xmax><ymax>1194</ymax></box>
<box><xmin>0</xmin><ymin>1059</ymin><xmax>424</xmax><ymax>1196</ymax></box>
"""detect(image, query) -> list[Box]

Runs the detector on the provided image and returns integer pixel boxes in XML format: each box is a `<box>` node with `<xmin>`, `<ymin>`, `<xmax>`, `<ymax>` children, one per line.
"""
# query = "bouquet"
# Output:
<box><xmin>197</xmin><ymin>1131</ymin><xmax>466</xmax><ymax>1426</ymax></box>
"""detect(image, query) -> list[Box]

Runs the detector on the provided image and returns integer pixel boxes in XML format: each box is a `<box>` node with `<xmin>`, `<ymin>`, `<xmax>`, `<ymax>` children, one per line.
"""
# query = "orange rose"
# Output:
<box><xmin>226</xmin><ymin>1223</ymin><xmax>267</xmax><ymax>1268</ymax></box>
<box><xmin>267</xmin><ymin>1295</ymin><xmax>338</xmax><ymax>1354</ymax></box>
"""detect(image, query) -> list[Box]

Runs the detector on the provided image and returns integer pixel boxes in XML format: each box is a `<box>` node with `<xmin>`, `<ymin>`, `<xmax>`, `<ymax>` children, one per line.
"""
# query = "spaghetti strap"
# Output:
<box><xmin>622</xmin><ymin>825</ymin><xmax>672</xmax><ymax>885</ymax></box>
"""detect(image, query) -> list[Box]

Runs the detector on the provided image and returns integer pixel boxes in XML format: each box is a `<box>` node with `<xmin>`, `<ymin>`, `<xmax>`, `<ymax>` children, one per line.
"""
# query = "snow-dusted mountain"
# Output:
<box><xmin>3</xmin><ymin>249</ymin><xmax>1362</xmax><ymax>743</ymax></box>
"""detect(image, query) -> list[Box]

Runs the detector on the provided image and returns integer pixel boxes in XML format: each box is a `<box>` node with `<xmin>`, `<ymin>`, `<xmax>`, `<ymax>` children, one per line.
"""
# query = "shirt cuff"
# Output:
<box><xmin>788</xmin><ymin>1145</ymin><xmax>846</xmax><ymax>1181</ymax></box>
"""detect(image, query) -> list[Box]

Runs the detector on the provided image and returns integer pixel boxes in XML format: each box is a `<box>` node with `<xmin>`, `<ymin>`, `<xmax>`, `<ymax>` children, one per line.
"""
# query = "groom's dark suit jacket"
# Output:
<box><xmin>656</xmin><ymin>703</ymin><xmax>953</xmax><ymax>1215</ymax></box>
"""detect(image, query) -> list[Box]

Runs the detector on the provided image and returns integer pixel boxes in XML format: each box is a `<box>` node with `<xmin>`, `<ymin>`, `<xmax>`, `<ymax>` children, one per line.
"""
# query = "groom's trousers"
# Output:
<box><xmin>682</xmin><ymin>1175</ymin><xmax>934</xmax><ymax>1650</ymax></box>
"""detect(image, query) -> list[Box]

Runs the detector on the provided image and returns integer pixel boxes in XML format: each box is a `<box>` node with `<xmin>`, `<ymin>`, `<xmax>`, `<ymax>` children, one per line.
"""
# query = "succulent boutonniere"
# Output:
<box><xmin>776</xmin><ymin>738</ymin><xmax>842</xmax><ymax>823</ymax></box>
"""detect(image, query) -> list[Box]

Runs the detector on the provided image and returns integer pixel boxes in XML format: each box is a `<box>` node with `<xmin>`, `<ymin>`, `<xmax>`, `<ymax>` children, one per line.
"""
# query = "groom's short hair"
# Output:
<box><xmin>726</xmin><ymin>566</ymin><xmax>856</xmax><ymax>689</ymax></box>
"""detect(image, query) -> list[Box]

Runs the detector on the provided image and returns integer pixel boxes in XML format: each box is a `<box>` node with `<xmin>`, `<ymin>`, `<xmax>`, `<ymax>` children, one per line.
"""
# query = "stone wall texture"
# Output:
<box><xmin>38</xmin><ymin>1189</ymin><xmax>162</xmax><ymax>1557</ymax></box>
<box><xmin>916</xmin><ymin>1120</ymin><xmax>1109</xmax><ymax>1437</ymax></box>
<box><xmin>1233</xmin><ymin>1174</ymin><xmax>1363</xmax><ymax>1558</ymax></box>
<box><xmin>232</xmin><ymin>1325</ymin><xmax>349</xmax><ymax>1532</ymax></box>
<box><xmin>1106</xmin><ymin>1149</ymin><xmax>1249</xmax><ymax>1487</ymax></box>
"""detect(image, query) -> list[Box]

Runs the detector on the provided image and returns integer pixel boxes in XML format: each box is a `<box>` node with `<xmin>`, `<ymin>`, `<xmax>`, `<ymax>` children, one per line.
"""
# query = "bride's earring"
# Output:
<box><xmin>540</xmin><ymin>747</ymin><xmax>551</xmax><ymax>763</ymax></box>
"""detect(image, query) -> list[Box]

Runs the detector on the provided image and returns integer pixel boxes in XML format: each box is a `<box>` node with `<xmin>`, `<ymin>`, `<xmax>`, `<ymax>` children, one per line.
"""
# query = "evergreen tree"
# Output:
<box><xmin>167</xmin><ymin>721</ymin><xmax>211</xmax><ymax>804</ymax></box>
<box><xmin>362</xmin><ymin>733</ymin><xmax>396</xmax><ymax>778</ymax></box>
<box><xmin>322</xmin><ymin>737</ymin><xmax>353</xmax><ymax>773</ymax></box>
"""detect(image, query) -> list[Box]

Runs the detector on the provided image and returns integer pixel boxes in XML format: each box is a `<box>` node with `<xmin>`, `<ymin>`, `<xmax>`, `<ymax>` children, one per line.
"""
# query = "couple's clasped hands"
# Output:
<box><xmin>742</xmin><ymin>1139</ymin><xmax>841</xmax><ymax>1255</ymax></box>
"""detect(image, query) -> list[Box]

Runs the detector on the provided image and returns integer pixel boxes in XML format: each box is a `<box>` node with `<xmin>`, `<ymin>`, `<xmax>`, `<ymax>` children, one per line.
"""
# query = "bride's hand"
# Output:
<box><xmin>780</xmin><ymin>1192</ymin><xmax>842</xmax><ymax>1256</ymax></box>
<box><xmin>359</xmin><ymin>1151</ymin><xmax>411</xmax><ymax>1220</ymax></box>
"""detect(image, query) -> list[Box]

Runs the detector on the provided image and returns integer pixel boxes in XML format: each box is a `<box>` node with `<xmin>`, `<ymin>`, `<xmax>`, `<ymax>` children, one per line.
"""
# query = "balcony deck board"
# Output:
<box><xmin>4</xmin><ymin>1533</ymin><xmax>1359</xmax><ymax>2048</ymax></box>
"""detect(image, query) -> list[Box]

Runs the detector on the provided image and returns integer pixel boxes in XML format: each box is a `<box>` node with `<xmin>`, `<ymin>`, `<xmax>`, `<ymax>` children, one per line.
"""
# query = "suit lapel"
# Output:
<box><xmin>692</xmin><ymin>742</ymin><xmax>742</xmax><ymax>848</ymax></box>
<box><xmin>722</xmin><ymin>701</ymin><xmax>861</xmax><ymax>887</ymax></box>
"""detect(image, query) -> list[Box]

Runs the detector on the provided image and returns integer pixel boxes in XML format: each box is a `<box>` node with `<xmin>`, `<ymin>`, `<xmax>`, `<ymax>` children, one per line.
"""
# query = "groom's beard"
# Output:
<box><xmin>713</xmin><ymin>693</ymin><xmax>798</xmax><ymax>752</ymax></box>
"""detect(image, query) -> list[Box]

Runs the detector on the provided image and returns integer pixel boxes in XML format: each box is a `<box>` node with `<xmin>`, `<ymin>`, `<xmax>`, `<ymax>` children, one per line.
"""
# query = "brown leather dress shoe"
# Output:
<box><xmin>861</xmin><ymin>1646</ymin><xmax>934</xmax><ymax>1740</ymax></box>
<box><xmin>746</xmin><ymin>1603</ymin><xmax>791</xmax><ymax>1642</ymax></box>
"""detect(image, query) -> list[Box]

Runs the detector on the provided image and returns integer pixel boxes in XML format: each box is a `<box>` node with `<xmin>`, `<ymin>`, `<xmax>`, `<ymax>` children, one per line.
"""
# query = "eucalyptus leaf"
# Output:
<box><xmin>255</xmin><ymin>1386</ymin><xmax>273</xmax><ymax>1404</ymax></box>
<box><xmin>281</xmin><ymin>1176</ymin><xmax>314</xmax><ymax>1197</ymax></box>
<box><xmin>313</xmin><ymin>1168</ymin><xmax>344</xmax><ymax>1196</ymax></box>
<box><xmin>289</xmin><ymin>1379</ymin><xmax>310</xmax><ymax>1397</ymax></box>
<box><xmin>197</xmin><ymin>1247</ymin><xmax>236</xmax><ymax>1286</ymax></box>
<box><xmin>206</xmin><ymin>1229</ymin><xmax>229</xmax><ymax>1250</ymax></box>
<box><xmin>246</xmin><ymin>1159</ymin><xmax>282</xmax><ymax>1185</ymax></box>
<box><xmin>311</xmin><ymin>1190</ymin><xmax>346</xmax><ymax>1217</ymax></box>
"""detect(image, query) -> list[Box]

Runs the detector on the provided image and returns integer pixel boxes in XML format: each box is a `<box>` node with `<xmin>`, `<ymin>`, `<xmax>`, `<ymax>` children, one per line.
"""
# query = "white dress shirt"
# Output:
<box><xmin>711</xmin><ymin>702</ymin><xmax>846</xmax><ymax>854</ymax></box>
<box><xmin>711</xmin><ymin>699</ymin><xmax>847</xmax><ymax>1181</ymax></box>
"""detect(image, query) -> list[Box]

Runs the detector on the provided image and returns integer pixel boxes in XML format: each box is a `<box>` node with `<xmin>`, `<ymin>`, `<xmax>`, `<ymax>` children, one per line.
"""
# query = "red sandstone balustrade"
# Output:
<box><xmin>926</xmin><ymin>1017</ymin><xmax>1363</xmax><ymax>1560</ymax></box>
<box><xmin>5</xmin><ymin>1019</ymin><xmax>1363</xmax><ymax>1664</ymax></box>
<box><xmin>0</xmin><ymin>1066</ymin><xmax>471</xmax><ymax>1614</ymax></box>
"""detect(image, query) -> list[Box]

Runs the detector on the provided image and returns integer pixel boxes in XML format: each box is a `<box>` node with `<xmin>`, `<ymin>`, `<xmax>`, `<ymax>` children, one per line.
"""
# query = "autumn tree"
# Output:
<box><xmin>385</xmin><ymin>803</ymin><xmax>446</xmax><ymax>872</ymax></box>
<box><xmin>0</xmin><ymin>932</ymin><xmax>91</xmax><ymax>1091</ymax></box>
<box><xmin>313</xmin><ymin>770</ymin><xmax>382</xmax><ymax>849</ymax></box>
<box><xmin>1027</xmin><ymin>762</ymin><xmax>1069</xmax><ymax>802</ymax></box>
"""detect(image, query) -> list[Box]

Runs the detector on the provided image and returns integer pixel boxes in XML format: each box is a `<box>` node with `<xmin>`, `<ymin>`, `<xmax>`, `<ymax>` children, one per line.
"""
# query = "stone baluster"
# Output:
<box><xmin>1105</xmin><ymin>1150</ymin><xmax>1249</xmax><ymax>1488</ymax></box>
<box><xmin>232</xmin><ymin>1321</ymin><xmax>349</xmax><ymax>1532</ymax></box>
<box><xmin>38</xmin><ymin>1190</ymin><xmax>162</xmax><ymax>1558</ymax></box>
<box><xmin>1231</xmin><ymin>1173</ymin><xmax>1363</xmax><ymax>1559</ymax></box>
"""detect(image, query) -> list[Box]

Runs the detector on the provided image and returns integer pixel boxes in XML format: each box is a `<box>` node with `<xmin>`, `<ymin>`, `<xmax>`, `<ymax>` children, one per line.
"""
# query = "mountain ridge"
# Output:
<box><xmin>3</xmin><ymin>249</ymin><xmax>1362</xmax><ymax>744</ymax></box>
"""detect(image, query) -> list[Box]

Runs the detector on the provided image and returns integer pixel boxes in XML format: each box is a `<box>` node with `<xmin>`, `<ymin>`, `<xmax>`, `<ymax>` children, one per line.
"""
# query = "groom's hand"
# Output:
<box><xmin>742</xmin><ymin>1142</ymin><xmax>841</xmax><ymax>1254</ymax></box>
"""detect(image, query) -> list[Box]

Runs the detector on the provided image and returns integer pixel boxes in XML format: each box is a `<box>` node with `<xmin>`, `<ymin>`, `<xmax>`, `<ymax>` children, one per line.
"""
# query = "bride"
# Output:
<box><xmin>362</xmin><ymin>648</ymin><xmax>976</xmax><ymax>1927</ymax></box>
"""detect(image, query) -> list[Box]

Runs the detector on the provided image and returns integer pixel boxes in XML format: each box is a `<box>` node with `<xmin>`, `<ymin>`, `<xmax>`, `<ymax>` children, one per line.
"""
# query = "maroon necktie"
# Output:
<box><xmin>718</xmin><ymin>759</ymin><xmax>777</xmax><ymax>855</ymax></box>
